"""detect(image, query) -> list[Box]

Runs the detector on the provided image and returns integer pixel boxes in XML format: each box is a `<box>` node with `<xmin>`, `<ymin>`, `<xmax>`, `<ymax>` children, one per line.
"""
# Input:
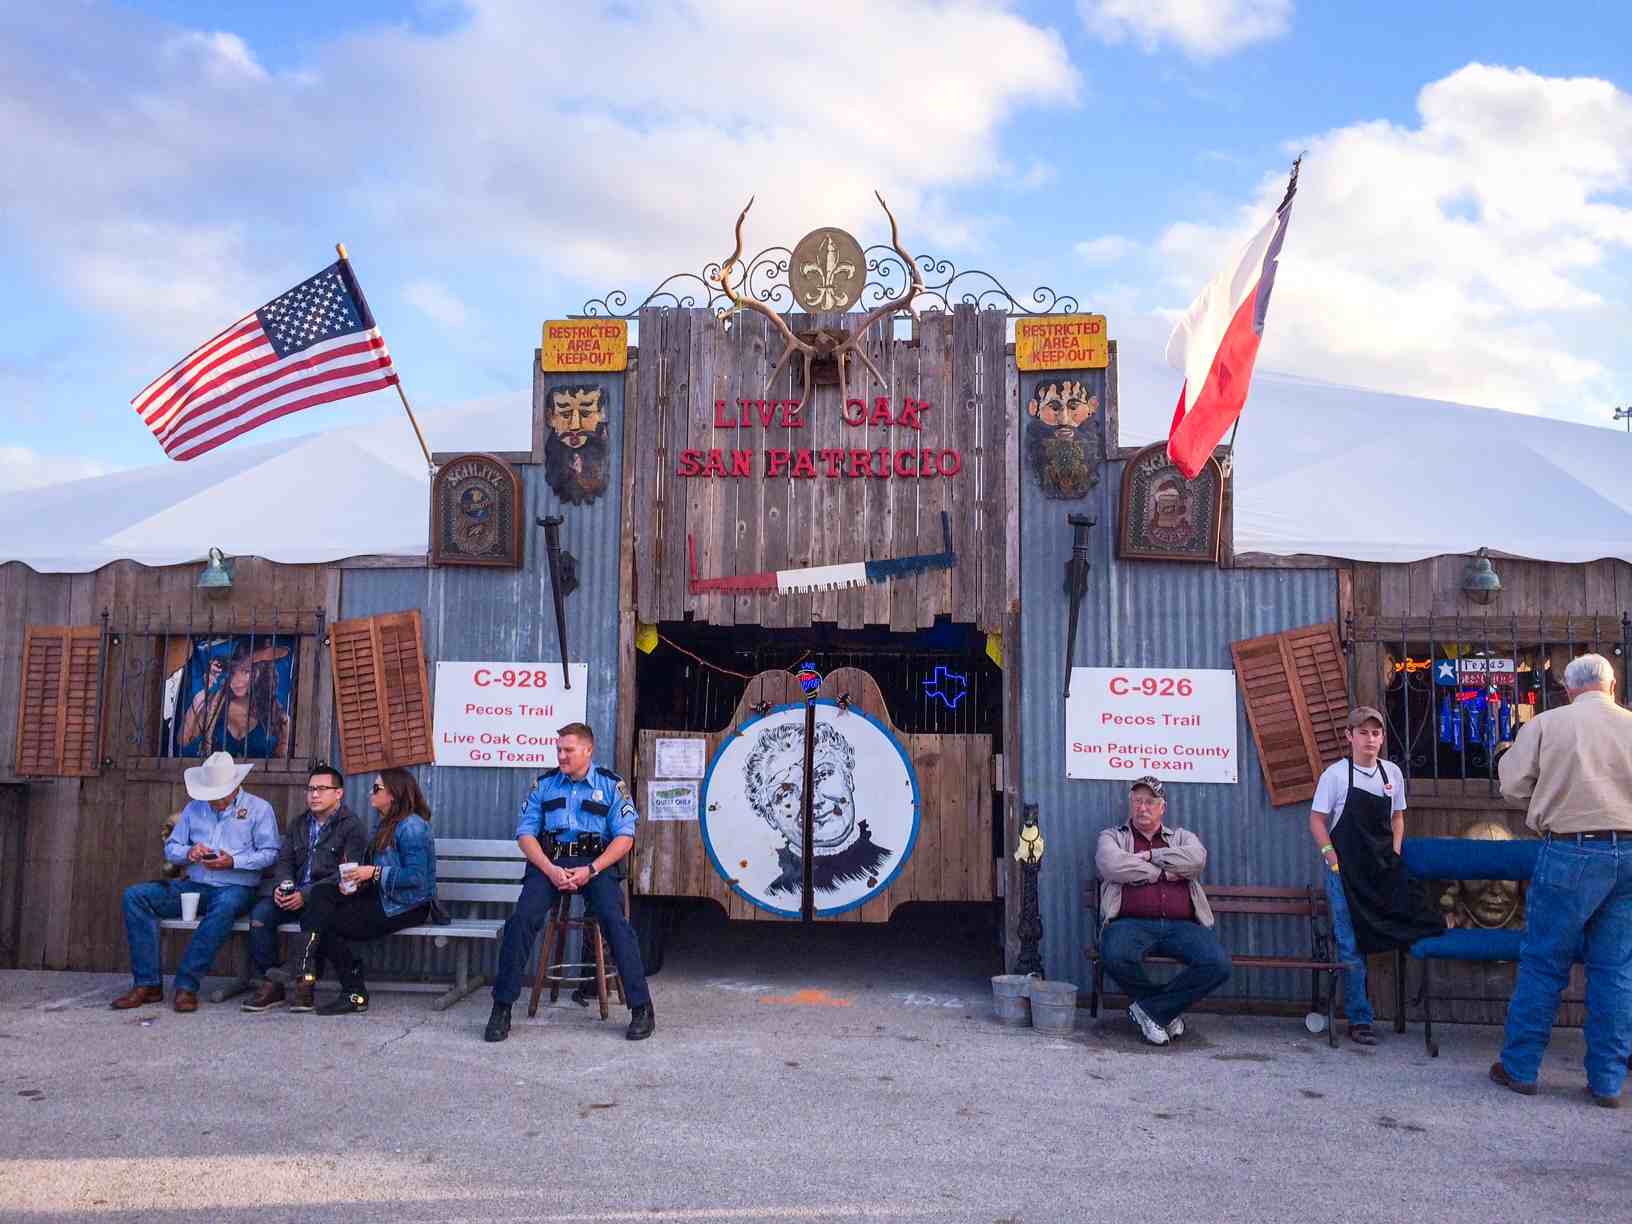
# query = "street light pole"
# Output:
<box><xmin>1614</xmin><ymin>406</ymin><xmax>1632</xmax><ymax>433</ymax></box>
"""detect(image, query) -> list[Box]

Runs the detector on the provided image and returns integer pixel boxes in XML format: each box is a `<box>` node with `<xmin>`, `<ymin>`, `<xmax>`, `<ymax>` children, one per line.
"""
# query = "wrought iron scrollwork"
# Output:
<box><xmin>580</xmin><ymin>246</ymin><xmax>1079</xmax><ymax>318</ymax></box>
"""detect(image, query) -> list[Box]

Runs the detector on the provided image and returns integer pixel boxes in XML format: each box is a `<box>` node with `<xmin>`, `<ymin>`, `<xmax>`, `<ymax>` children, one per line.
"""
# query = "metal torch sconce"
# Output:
<box><xmin>1062</xmin><ymin>514</ymin><xmax>1095</xmax><ymax>696</ymax></box>
<box><xmin>536</xmin><ymin>516</ymin><xmax>580</xmax><ymax>688</ymax></box>
<box><xmin>197</xmin><ymin>547</ymin><xmax>234</xmax><ymax>600</ymax></box>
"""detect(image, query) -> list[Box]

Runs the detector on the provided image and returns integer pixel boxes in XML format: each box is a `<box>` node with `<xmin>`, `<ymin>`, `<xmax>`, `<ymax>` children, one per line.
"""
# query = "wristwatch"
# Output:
<box><xmin>587</xmin><ymin>863</ymin><xmax>600</xmax><ymax>880</ymax></box>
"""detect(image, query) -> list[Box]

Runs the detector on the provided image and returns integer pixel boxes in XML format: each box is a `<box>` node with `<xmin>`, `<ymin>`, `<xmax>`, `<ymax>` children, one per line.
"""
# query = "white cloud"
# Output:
<box><xmin>1153</xmin><ymin>64</ymin><xmax>1632</xmax><ymax>423</ymax></box>
<box><xmin>404</xmin><ymin>280</ymin><xmax>471</xmax><ymax>330</ymax></box>
<box><xmin>1074</xmin><ymin>235</ymin><xmax>1135</xmax><ymax>264</ymax></box>
<box><xmin>0</xmin><ymin>446</ymin><xmax>116</xmax><ymax>493</ymax></box>
<box><xmin>1</xmin><ymin>2</ymin><xmax>1079</xmax><ymax>329</ymax></box>
<box><xmin>1078</xmin><ymin>0</ymin><xmax>1292</xmax><ymax>59</ymax></box>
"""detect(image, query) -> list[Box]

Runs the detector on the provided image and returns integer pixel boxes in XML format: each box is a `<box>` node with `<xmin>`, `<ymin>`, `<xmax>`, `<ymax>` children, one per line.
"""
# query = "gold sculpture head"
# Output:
<box><xmin>1438</xmin><ymin>820</ymin><xmax>1524</xmax><ymax>929</ymax></box>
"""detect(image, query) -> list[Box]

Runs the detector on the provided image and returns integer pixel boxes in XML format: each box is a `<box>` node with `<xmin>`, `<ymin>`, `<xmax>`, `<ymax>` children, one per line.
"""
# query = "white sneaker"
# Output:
<box><xmin>1129</xmin><ymin>1002</ymin><xmax>1170</xmax><ymax>1046</ymax></box>
<box><xmin>1166</xmin><ymin>1016</ymin><xmax>1185</xmax><ymax>1039</ymax></box>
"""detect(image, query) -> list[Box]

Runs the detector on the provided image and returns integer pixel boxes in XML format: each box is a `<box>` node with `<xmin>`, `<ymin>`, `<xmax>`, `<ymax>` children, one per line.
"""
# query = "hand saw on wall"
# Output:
<box><xmin>688</xmin><ymin>511</ymin><xmax>955</xmax><ymax>596</ymax></box>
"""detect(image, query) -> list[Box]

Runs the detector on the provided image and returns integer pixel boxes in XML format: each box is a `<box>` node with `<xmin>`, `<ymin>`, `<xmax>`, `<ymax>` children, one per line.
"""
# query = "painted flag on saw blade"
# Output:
<box><xmin>132</xmin><ymin>258</ymin><xmax>397</xmax><ymax>461</ymax></box>
<box><xmin>1165</xmin><ymin>161</ymin><xmax>1299</xmax><ymax>480</ymax></box>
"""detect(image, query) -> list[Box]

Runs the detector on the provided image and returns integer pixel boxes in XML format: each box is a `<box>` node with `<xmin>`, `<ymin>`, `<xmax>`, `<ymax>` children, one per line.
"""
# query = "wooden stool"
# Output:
<box><xmin>527</xmin><ymin>892</ymin><xmax>624</xmax><ymax>1020</ymax></box>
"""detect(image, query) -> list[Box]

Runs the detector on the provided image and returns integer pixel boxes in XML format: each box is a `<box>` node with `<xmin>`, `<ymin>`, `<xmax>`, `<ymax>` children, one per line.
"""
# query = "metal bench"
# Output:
<box><xmin>159</xmin><ymin>838</ymin><xmax>524</xmax><ymax>1010</ymax></box>
<box><xmin>1083</xmin><ymin>881</ymin><xmax>1346</xmax><ymax>1047</ymax></box>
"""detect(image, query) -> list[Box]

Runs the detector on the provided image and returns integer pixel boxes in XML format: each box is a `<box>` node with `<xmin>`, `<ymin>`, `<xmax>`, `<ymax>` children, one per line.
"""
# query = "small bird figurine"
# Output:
<box><xmin>1014</xmin><ymin>810</ymin><xmax>1045</xmax><ymax>865</ymax></box>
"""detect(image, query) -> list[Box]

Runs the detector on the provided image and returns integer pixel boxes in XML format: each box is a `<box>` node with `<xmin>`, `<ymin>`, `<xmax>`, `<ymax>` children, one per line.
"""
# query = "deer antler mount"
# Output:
<box><xmin>712</xmin><ymin>192</ymin><xmax>925</xmax><ymax>412</ymax></box>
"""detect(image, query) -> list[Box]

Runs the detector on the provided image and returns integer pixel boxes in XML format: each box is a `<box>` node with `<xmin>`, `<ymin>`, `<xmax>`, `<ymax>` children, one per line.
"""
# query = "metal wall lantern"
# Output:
<box><xmin>196</xmin><ymin>547</ymin><xmax>234</xmax><ymax>600</ymax></box>
<box><xmin>1461</xmin><ymin>547</ymin><xmax>1502</xmax><ymax>605</ymax></box>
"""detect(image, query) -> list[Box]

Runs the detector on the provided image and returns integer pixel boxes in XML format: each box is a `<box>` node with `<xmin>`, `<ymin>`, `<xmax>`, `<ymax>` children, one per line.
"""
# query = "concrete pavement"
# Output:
<box><xmin>1</xmin><ymin>907</ymin><xmax>1627</xmax><ymax>1222</ymax></box>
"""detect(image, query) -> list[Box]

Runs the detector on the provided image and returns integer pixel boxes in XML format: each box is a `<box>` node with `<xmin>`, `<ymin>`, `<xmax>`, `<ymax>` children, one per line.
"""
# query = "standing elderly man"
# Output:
<box><xmin>1095</xmin><ymin>776</ymin><xmax>1232</xmax><ymax>1045</ymax></box>
<box><xmin>1491</xmin><ymin>653</ymin><xmax>1632</xmax><ymax>1107</ymax></box>
<box><xmin>112</xmin><ymin>752</ymin><xmax>281</xmax><ymax>1012</ymax></box>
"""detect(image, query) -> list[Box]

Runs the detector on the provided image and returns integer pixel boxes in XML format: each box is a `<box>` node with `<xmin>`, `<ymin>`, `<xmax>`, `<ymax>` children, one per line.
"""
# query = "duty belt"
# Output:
<box><xmin>546</xmin><ymin>834</ymin><xmax>605</xmax><ymax>857</ymax></box>
<box><xmin>1545</xmin><ymin>830</ymin><xmax>1626</xmax><ymax>844</ymax></box>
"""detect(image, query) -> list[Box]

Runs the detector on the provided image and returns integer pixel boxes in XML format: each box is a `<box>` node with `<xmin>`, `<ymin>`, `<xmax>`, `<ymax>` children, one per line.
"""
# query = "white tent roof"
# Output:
<box><xmin>3</xmin><ymin>378</ymin><xmax>1629</xmax><ymax>572</ymax></box>
<box><xmin>1224</xmin><ymin>374</ymin><xmax>1632</xmax><ymax>563</ymax></box>
<box><xmin>0</xmin><ymin>396</ymin><xmax>528</xmax><ymax>572</ymax></box>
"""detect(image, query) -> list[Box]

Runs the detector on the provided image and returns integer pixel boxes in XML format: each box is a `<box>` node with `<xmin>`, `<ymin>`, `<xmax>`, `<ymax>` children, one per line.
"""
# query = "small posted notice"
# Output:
<box><xmin>1065</xmin><ymin>667</ymin><xmax>1238</xmax><ymax>784</ymax></box>
<box><xmin>647</xmin><ymin>780</ymin><xmax>699</xmax><ymax>823</ymax></box>
<box><xmin>432</xmin><ymin>662</ymin><xmax>589</xmax><ymax>768</ymax></box>
<box><xmin>654</xmin><ymin>737</ymin><xmax>706</xmax><ymax>779</ymax></box>
<box><xmin>1014</xmin><ymin>314</ymin><xmax>1109</xmax><ymax>371</ymax></box>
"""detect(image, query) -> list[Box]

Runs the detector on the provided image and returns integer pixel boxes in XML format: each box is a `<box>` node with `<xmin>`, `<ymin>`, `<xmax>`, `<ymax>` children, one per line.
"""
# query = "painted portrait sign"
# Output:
<box><xmin>1024</xmin><ymin>375</ymin><xmax>1103</xmax><ymax>500</ymax></box>
<box><xmin>700</xmin><ymin>702</ymin><xmax>920</xmax><ymax>918</ymax></box>
<box><xmin>1117</xmin><ymin>441</ymin><xmax>1225</xmax><ymax>563</ymax></box>
<box><xmin>543</xmin><ymin>383</ymin><xmax>613</xmax><ymax>506</ymax></box>
<box><xmin>165</xmin><ymin>634</ymin><xmax>298</xmax><ymax>759</ymax></box>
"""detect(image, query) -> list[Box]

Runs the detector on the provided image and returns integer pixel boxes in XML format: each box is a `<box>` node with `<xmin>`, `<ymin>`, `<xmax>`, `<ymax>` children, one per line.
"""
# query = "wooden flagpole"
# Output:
<box><xmin>335</xmin><ymin>242</ymin><xmax>435</xmax><ymax>473</ymax></box>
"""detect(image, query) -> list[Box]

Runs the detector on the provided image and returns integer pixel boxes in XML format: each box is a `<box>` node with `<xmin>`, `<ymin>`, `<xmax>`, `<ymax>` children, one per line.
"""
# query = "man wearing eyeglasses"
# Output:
<box><xmin>241</xmin><ymin>762</ymin><xmax>367</xmax><ymax>1013</ymax></box>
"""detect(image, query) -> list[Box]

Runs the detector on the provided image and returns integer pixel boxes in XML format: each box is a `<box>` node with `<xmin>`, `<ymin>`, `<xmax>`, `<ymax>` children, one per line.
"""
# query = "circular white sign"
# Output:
<box><xmin>701</xmin><ymin>701</ymin><xmax>920</xmax><ymax>918</ymax></box>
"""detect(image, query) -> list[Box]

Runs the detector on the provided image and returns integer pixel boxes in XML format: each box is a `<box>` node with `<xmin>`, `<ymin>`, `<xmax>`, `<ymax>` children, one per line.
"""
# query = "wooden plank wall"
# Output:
<box><xmin>1351</xmin><ymin>555</ymin><xmax>1632</xmax><ymax>1024</ymax></box>
<box><xmin>631</xmin><ymin>306</ymin><xmax>1009</xmax><ymax>633</ymax></box>
<box><xmin>0</xmin><ymin>557</ymin><xmax>341</xmax><ymax>971</ymax></box>
<box><xmin>632</xmin><ymin>667</ymin><xmax>993</xmax><ymax>923</ymax></box>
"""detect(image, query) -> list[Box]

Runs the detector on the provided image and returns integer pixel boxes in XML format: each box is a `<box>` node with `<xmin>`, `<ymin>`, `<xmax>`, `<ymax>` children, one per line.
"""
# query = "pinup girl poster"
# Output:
<box><xmin>166</xmin><ymin>635</ymin><xmax>298</xmax><ymax>759</ymax></box>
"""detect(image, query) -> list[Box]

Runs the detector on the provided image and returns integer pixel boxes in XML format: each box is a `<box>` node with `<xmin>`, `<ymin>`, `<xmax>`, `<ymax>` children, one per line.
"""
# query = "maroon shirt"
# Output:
<box><xmin>1117</xmin><ymin>826</ymin><xmax>1197</xmax><ymax>922</ymax></box>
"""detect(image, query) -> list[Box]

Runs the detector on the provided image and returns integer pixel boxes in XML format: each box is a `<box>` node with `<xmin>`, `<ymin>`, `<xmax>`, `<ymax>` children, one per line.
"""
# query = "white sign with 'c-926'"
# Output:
<box><xmin>1065</xmin><ymin>667</ymin><xmax>1238</xmax><ymax>784</ymax></box>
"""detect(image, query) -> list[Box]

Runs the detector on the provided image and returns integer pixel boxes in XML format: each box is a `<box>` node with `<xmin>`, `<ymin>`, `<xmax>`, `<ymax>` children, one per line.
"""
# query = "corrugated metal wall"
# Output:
<box><xmin>1020</xmin><ymin>456</ymin><xmax>1338</xmax><ymax>998</ymax></box>
<box><xmin>336</xmin><ymin>370</ymin><xmax>627</xmax><ymax>982</ymax></box>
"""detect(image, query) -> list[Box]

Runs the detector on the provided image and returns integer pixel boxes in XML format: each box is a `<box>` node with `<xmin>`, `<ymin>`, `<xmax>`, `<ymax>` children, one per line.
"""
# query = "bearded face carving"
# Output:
<box><xmin>543</xmin><ymin>384</ymin><xmax>612</xmax><ymax>505</ymax></box>
<box><xmin>1025</xmin><ymin>379</ymin><xmax>1101</xmax><ymax>500</ymax></box>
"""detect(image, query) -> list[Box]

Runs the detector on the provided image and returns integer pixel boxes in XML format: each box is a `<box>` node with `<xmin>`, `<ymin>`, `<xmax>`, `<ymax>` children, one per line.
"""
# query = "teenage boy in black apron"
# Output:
<box><xmin>1308</xmin><ymin>706</ymin><xmax>1444</xmax><ymax>1044</ymax></box>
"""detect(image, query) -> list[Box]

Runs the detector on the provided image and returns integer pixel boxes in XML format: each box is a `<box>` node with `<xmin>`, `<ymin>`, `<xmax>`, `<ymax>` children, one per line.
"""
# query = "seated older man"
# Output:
<box><xmin>1095</xmin><ymin>776</ymin><xmax>1232</xmax><ymax>1045</ymax></box>
<box><xmin>112</xmin><ymin>752</ymin><xmax>281</xmax><ymax>1013</ymax></box>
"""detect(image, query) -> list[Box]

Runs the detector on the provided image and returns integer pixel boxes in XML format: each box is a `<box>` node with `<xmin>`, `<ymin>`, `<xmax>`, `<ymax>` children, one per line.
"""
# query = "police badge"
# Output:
<box><xmin>431</xmin><ymin>453</ymin><xmax>524</xmax><ymax>567</ymax></box>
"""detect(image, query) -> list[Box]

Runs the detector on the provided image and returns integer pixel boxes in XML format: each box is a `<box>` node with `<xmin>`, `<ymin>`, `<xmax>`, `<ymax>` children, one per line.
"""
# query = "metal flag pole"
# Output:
<box><xmin>334</xmin><ymin>242</ymin><xmax>435</xmax><ymax>473</ymax></box>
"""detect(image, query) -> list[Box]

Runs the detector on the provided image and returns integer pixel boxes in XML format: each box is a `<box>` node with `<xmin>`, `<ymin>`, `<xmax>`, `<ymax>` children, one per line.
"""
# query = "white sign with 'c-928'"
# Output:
<box><xmin>1065</xmin><ymin>667</ymin><xmax>1238</xmax><ymax>784</ymax></box>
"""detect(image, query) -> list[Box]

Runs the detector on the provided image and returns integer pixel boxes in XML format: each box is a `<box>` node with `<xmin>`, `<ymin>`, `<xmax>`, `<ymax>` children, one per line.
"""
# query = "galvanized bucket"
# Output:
<box><xmin>1028</xmin><ymin>979</ymin><xmax>1078</xmax><ymax>1036</ymax></box>
<box><xmin>990</xmin><ymin>974</ymin><xmax>1033</xmax><ymax>1026</ymax></box>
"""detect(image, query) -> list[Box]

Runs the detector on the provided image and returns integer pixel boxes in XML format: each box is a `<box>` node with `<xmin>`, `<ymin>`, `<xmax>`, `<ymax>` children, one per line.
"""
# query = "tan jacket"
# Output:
<box><xmin>1498</xmin><ymin>690</ymin><xmax>1632</xmax><ymax>834</ymax></box>
<box><xmin>1094</xmin><ymin>823</ymin><xmax>1216</xmax><ymax>929</ymax></box>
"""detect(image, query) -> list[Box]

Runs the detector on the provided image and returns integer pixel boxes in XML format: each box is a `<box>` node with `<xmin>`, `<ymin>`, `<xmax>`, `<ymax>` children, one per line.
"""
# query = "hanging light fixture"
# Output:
<box><xmin>1461</xmin><ymin>547</ymin><xmax>1502</xmax><ymax>605</ymax></box>
<box><xmin>197</xmin><ymin>547</ymin><xmax>234</xmax><ymax>600</ymax></box>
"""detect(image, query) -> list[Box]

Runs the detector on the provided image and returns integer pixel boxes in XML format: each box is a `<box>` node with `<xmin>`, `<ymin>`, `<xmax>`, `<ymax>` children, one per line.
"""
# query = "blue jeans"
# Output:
<box><xmin>1101</xmin><ymin>917</ymin><xmax>1232</xmax><ymax>1027</ymax></box>
<box><xmin>1501</xmin><ymin>838</ymin><xmax>1632</xmax><ymax>1097</ymax></box>
<box><xmin>1322</xmin><ymin>869</ymin><xmax>1374</xmax><ymax>1026</ymax></box>
<box><xmin>492</xmin><ymin>862</ymin><xmax>651</xmax><ymax>1009</ymax></box>
<box><xmin>122</xmin><ymin>879</ymin><xmax>257</xmax><ymax>993</ymax></box>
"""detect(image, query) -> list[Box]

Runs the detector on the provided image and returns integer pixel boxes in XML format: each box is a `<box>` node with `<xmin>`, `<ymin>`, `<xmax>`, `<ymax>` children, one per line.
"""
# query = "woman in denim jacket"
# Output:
<box><xmin>295</xmin><ymin>767</ymin><xmax>437</xmax><ymax>1015</ymax></box>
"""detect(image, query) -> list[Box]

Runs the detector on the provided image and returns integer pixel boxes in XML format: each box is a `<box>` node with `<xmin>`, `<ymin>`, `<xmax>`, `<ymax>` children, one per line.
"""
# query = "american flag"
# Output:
<box><xmin>132</xmin><ymin>259</ymin><xmax>398</xmax><ymax>461</ymax></box>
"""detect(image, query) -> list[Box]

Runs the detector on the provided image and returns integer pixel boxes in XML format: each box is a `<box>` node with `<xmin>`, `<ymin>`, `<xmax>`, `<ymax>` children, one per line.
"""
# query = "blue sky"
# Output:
<box><xmin>3</xmin><ymin>1</ymin><xmax>1630</xmax><ymax>489</ymax></box>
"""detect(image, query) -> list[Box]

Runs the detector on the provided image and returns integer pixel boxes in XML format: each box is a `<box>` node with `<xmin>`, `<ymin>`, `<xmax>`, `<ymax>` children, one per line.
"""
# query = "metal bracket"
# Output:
<box><xmin>1062</xmin><ymin>514</ymin><xmax>1095</xmax><ymax>697</ymax></box>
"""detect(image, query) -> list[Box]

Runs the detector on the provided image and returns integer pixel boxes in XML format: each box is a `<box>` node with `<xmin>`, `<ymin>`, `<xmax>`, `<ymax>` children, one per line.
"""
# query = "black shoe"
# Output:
<box><xmin>625</xmin><ymin>1002</ymin><xmax>655</xmax><ymax>1041</ymax></box>
<box><xmin>570</xmin><ymin>985</ymin><xmax>593</xmax><ymax>1008</ymax></box>
<box><xmin>484</xmin><ymin>1002</ymin><xmax>512</xmax><ymax>1043</ymax></box>
<box><xmin>315</xmin><ymin>991</ymin><xmax>368</xmax><ymax>1016</ymax></box>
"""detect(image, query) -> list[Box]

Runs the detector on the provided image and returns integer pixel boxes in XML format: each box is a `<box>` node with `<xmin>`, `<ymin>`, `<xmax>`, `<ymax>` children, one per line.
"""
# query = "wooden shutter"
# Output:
<box><xmin>329</xmin><ymin>610</ymin><xmax>433</xmax><ymax>773</ymax></box>
<box><xmin>15</xmin><ymin>626</ymin><xmax>103</xmax><ymax>777</ymax></box>
<box><xmin>1231</xmin><ymin>622</ymin><xmax>1349</xmax><ymax>806</ymax></box>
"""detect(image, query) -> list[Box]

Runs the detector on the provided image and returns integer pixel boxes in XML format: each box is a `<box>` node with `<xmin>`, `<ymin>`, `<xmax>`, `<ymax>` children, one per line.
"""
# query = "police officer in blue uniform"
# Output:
<box><xmin>485</xmin><ymin>721</ymin><xmax>654</xmax><ymax>1042</ymax></box>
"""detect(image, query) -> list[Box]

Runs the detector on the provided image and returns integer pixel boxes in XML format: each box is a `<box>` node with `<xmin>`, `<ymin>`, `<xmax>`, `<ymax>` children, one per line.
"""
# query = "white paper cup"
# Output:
<box><xmin>179</xmin><ymin>891</ymin><xmax>201</xmax><ymax>923</ymax></box>
<box><xmin>339</xmin><ymin>862</ymin><xmax>359</xmax><ymax>895</ymax></box>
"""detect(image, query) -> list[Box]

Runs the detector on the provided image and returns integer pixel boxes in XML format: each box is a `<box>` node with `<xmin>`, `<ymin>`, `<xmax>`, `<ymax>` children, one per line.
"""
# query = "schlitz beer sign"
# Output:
<box><xmin>431</xmin><ymin>453</ymin><xmax>524</xmax><ymax>568</ymax></box>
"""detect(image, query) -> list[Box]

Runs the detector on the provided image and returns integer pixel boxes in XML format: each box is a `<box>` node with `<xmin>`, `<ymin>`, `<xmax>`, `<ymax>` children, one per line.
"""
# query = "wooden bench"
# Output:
<box><xmin>159</xmin><ymin>838</ymin><xmax>525</xmax><ymax>1010</ymax></box>
<box><xmin>1083</xmin><ymin>882</ymin><xmax>1347</xmax><ymax>1047</ymax></box>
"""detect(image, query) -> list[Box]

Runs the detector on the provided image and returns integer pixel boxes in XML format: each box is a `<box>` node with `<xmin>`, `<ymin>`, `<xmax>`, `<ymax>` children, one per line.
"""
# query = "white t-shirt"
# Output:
<box><xmin>1311</xmin><ymin>758</ymin><xmax>1406</xmax><ymax>829</ymax></box>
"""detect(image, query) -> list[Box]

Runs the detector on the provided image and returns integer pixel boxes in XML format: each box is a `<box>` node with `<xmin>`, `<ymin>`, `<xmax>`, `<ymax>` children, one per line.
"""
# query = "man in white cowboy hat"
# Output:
<box><xmin>112</xmin><ymin>751</ymin><xmax>281</xmax><ymax>1012</ymax></box>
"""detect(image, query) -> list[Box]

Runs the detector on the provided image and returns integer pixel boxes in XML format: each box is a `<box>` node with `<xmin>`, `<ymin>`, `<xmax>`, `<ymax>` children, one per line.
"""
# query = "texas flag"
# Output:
<box><xmin>1165</xmin><ymin>161</ymin><xmax>1300</xmax><ymax>479</ymax></box>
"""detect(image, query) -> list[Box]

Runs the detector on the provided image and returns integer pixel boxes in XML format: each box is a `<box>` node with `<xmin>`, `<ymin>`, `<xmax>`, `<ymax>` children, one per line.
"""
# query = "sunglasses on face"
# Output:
<box><xmin>371</xmin><ymin>783</ymin><xmax>386</xmax><ymax>794</ymax></box>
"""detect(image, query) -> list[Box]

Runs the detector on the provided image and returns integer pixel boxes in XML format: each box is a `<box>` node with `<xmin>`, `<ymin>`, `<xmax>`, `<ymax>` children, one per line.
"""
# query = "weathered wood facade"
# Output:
<box><xmin>0</xmin><ymin>558</ymin><xmax>339</xmax><ymax>971</ymax></box>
